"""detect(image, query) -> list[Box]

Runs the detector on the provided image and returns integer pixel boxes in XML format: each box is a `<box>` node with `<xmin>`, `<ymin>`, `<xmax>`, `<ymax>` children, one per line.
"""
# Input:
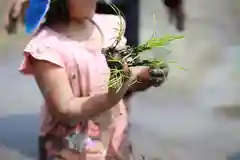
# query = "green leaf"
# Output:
<box><xmin>175</xmin><ymin>65</ymin><xmax>188</xmax><ymax>71</ymax></box>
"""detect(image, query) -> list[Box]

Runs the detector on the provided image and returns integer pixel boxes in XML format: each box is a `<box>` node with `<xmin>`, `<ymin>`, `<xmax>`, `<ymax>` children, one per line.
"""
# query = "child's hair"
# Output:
<box><xmin>44</xmin><ymin>0</ymin><xmax>70</xmax><ymax>26</ymax></box>
<box><xmin>5</xmin><ymin>0</ymin><xmax>71</xmax><ymax>34</ymax></box>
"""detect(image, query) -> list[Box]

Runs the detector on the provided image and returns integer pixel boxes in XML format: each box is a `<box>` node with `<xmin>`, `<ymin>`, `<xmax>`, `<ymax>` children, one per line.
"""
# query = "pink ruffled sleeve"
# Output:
<box><xmin>19</xmin><ymin>33</ymin><xmax>65</xmax><ymax>75</ymax></box>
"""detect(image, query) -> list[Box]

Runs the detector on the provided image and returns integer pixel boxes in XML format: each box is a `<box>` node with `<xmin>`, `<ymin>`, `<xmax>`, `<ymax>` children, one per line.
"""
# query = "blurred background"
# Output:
<box><xmin>0</xmin><ymin>0</ymin><xmax>240</xmax><ymax>159</ymax></box>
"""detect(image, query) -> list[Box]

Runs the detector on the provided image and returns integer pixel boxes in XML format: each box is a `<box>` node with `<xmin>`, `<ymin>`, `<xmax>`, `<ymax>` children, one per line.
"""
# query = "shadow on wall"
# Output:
<box><xmin>0</xmin><ymin>114</ymin><xmax>40</xmax><ymax>159</ymax></box>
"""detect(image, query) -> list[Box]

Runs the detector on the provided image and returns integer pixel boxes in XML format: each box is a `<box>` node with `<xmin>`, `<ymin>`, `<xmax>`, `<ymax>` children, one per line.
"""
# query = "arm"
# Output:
<box><xmin>31</xmin><ymin>57</ymin><xmax>129</xmax><ymax>124</ymax></box>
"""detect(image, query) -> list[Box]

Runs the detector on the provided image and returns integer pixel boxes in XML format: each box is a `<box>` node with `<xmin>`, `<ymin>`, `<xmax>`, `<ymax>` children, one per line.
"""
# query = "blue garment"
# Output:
<box><xmin>24</xmin><ymin>0</ymin><xmax>50</xmax><ymax>34</ymax></box>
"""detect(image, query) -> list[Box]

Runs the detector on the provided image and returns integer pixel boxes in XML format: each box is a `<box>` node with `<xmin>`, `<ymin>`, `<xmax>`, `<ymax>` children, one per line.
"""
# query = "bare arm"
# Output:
<box><xmin>31</xmin><ymin>58</ymin><xmax>129</xmax><ymax>124</ymax></box>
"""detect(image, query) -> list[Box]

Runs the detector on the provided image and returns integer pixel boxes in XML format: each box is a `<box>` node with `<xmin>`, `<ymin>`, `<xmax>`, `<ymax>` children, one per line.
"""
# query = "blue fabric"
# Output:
<box><xmin>24</xmin><ymin>0</ymin><xmax>50</xmax><ymax>34</ymax></box>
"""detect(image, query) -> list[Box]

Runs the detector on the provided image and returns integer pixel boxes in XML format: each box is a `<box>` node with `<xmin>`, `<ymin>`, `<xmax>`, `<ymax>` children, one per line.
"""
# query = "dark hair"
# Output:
<box><xmin>43</xmin><ymin>0</ymin><xmax>70</xmax><ymax>26</ymax></box>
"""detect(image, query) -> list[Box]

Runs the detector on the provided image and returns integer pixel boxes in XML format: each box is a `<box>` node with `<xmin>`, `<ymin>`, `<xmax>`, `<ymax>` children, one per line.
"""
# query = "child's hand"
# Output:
<box><xmin>126</xmin><ymin>64</ymin><xmax>169</xmax><ymax>93</ymax></box>
<box><xmin>107</xmin><ymin>61</ymin><xmax>132</xmax><ymax>102</ymax></box>
<box><xmin>148</xmin><ymin>64</ymin><xmax>169</xmax><ymax>87</ymax></box>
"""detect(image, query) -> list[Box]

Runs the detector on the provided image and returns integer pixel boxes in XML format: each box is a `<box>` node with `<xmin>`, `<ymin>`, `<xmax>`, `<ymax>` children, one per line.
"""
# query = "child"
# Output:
<box><xmin>6</xmin><ymin>0</ymin><xmax>168</xmax><ymax>159</ymax></box>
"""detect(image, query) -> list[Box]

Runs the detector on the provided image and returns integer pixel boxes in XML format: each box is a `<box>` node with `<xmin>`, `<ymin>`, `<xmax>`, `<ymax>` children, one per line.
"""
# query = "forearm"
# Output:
<box><xmin>51</xmin><ymin>94</ymin><xmax>117</xmax><ymax>125</ymax></box>
<box><xmin>54</xmin><ymin>83</ymin><xmax>130</xmax><ymax>124</ymax></box>
<box><xmin>66</xmin><ymin>94</ymin><xmax>115</xmax><ymax>121</ymax></box>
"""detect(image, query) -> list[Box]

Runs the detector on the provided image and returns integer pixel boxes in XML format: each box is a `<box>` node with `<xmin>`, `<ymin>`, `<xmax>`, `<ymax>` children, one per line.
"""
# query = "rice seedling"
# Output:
<box><xmin>102</xmin><ymin>4</ymin><xmax>186</xmax><ymax>91</ymax></box>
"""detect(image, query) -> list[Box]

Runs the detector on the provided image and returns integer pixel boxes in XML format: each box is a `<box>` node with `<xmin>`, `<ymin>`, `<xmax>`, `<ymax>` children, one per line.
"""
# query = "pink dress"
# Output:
<box><xmin>19</xmin><ymin>14</ymin><xmax>130</xmax><ymax>160</ymax></box>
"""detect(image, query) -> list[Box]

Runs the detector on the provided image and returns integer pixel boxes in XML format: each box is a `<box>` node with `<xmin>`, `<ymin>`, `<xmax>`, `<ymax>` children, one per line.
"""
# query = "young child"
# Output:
<box><xmin>6</xmin><ymin>0</ymin><xmax>168</xmax><ymax>159</ymax></box>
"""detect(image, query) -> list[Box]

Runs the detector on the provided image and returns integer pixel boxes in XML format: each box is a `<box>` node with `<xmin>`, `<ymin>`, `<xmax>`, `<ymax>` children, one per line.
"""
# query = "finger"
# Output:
<box><xmin>150</xmin><ymin>68</ymin><xmax>168</xmax><ymax>78</ymax></box>
<box><xmin>123</xmin><ymin>61</ymin><xmax>130</xmax><ymax>73</ymax></box>
<box><xmin>162</xmin><ymin>67</ymin><xmax>169</xmax><ymax>77</ymax></box>
<box><xmin>151</xmin><ymin>78</ymin><xmax>165</xmax><ymax>87</ymax></box>
<box><xmin>123</xmin><ymin>61</ymin><xmax>132</xmax><ymax>80</ymax></box>
<box><xmin>152</xmin><ymin>68</ymin><xmax>169</xmax><ymax>78</ymax></box>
